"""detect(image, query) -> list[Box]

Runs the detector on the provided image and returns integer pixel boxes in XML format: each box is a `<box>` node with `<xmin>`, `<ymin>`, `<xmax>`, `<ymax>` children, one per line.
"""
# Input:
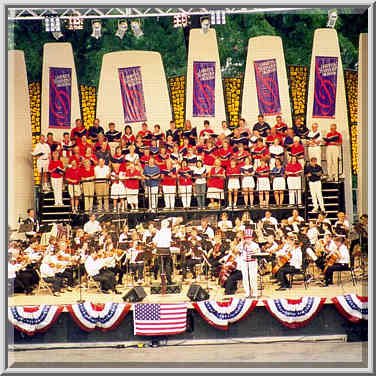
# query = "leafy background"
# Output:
<box><xmin>8</xmin><ymin>9</ymin><xmax>368</xmax><ymax>86</ymax></box>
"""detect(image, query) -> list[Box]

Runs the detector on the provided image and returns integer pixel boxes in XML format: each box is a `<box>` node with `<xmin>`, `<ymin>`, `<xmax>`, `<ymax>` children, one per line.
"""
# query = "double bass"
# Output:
<box><xmin>219</xmin><ymin>253</ymin><xmax>237</xmax><ymax>287</ymax></box>
<box><xmin>323</xmin><ymin>250</ymin><xmax>340</xmax><ymax>273</ymax></box>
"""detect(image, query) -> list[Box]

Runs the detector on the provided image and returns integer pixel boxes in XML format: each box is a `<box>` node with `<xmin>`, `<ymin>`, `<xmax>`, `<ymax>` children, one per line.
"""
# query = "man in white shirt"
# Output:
<box><xmin>323</xmin><ymin>236</ymin><xmax>350</xmax><ymax>286</ymax></box>
<box><xmin>307</xmin><ymin>123</ymin><xmax>323</xmax><ymax>166</ymax></box>
<box><xmin>262</xmin><ymin>211</ymin><xmax>278</xmax><ymax>226</ymax></box>
<box><xmin>83</xmin><ymin>214</ymin><xmax>102</xmax><ymax>235</ymax></box>
<box><xmin>218</xmin><ymin>212</ymin><xmax>233</xmax><ymax>232</ymax></box>
<box><xmin>94</xmin><ymin>157</ymin><xmax>111</xmax><ymax>211</ymax></box>
<box><xmin>197</xmin><ymin>217</ymin><xmax>215</xmax><ymax>240</ymax></box>
<box><xmin>153</xmin><ymin>220</ymin><xmax>173</xmax><ymax>284</ymax></box>
<box><xmin>31</xmin><ymin>134</ymin><xmax>51</xmax><ymax>191</ymax></box>
<box><xmin>40</xmin><ymin>262</ymin><xmax>64</xmax><ymax>296</ymax></box>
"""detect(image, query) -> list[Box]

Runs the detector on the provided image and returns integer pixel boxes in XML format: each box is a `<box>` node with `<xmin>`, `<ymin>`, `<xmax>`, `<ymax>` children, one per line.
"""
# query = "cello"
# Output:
<box><xmin>272</xmin><ymin>251</ymin><xmax>291</xmax><ymax>275</ymax></box>
<box><xmin>218</xmin><ymin>252</ymin><xmax>238</xmax><ymax>287</ymax></box>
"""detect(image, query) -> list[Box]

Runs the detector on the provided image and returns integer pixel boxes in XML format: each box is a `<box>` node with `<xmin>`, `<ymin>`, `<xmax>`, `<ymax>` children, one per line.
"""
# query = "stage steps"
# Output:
<box><xmin>39</xmin><ymin>189</ymin><xmax>73</xmax><ymax>225</ymax></box>
<box><xmin>306</xmin><ymin>180</ymin><xmax>345</xmax><ymax>221</ymax></box>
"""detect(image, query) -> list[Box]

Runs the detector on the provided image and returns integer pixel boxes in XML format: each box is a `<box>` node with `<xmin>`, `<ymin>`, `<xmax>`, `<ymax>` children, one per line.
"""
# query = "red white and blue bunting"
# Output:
<box><xmin>66</xmin><ymin>302</ymin><xmax>131</xmax><ymax>332</ymax></box>
<box><xmin>8</xmin><ymin>305</ymin><xmax>63</xmax><ymax>336</ymax></box>
<box><xmin>192</xmin><ymin>298</ymin><xmax>258</xmax><ymax>330</ymax></box>
<box><xmin>263</xmin><ymin>297</ymin><xmax>326</xmax><ymax>329</ymax></box>
<box><xmin>331</xmin><ymin>294</ymin><xmax>368</xmax><ymax>323</ymax></box>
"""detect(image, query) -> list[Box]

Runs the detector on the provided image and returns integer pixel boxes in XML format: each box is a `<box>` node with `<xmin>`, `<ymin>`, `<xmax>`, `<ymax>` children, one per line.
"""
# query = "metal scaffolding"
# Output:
<box><xmin>8</xmin><ymin>7</ymin><xmax>311</xmax><ymax>21</ymax></box>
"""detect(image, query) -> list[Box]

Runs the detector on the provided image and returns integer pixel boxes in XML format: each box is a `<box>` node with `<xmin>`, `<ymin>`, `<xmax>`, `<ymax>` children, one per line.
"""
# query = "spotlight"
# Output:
<box><xmin>91</xmin><ymin>20</ymin><xmax>102</xmax><ymax>39</ymax></box>
<box><xmin>45</xmin><ymin>16</ymin><xmax>61</xmax><ymax>32</ymax></box>
<box><xmin>173</xmin><ymin>14</ymin><xmax>189</xmax><ymax>28</ymax></box>
<box><xmin>115</xmin><ymin>20</ymin><xmax>128</xmax><ymax>39</ymax></box>
<box><xmin>68</xmin><ymin>16</ymin><xmax>84</xmax><ymax>30</ymax></box>
<box><xmin>131</xmin><ymin>20</ymin><xmax>143</xmax><ymax>38</ymax></box>
<box><xmin>200</xmin><ymin>16</ymin><xmax>210</xmax><ymax>34</ymax></box>
<box><xmin>210</xmin><ymin>10</ymin><xmax>226</xmax><ymax>25</ymax></box>
<box><xmin>327</xmin><ymin>9</ymin><xmax>338</xmax><ymax>28</ymax></box>
<box><xmin>52</xmin><ymin>31</ymin><xmax>64</xmax><ymax>40</ymax></box>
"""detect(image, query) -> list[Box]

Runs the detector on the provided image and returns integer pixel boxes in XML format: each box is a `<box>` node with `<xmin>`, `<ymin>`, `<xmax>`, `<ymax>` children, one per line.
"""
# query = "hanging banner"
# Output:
<box><xmin>49</xmin><ymin>67</ymin><xmax>72</xmax><ymax>129</ymax></box>
<box><xmin>254</xmin><ymin>58</ymin><xmax>281</xmax><ymax>116</ymax></box>
<box><xmin>313</xmin><ymin>56</ymin><xmax>338</xmax><ymax>118</ymax></box>
<box><xmin>118</xmin><ymin>66</ymin><xmax>147</xmax><ymax>123</ymax></box>
<box><xmin>193</xmin><ymin>61</ymin><xmax>216</xmax><ymax>117</ymax></box>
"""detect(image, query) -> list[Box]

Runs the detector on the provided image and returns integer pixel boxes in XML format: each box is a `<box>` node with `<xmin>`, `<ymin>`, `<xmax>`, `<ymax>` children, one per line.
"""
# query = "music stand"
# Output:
<box><xmin>157</xmin><ymin>248</ymin><xmax>171</xmax><ymax>295</ymax></box>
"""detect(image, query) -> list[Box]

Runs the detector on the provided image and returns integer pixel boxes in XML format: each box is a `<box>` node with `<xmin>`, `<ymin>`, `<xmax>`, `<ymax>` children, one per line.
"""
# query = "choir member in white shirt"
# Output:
<box><xmin>31</xmin><ymin>134</ymin><xmax>51</xmax><ymax>191</ymax></box>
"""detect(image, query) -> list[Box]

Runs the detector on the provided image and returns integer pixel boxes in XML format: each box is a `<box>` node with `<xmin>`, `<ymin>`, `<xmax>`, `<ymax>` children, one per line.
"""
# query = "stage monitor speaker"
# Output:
<box><xmin>122</xmin><ymin>286</ymin><xmax>147</xmax><ymax>303</ymax></box>
<box><xmin>187</xmin><ymin>284</ymin><xmax>210</xmax><ymax>302</ymax></box>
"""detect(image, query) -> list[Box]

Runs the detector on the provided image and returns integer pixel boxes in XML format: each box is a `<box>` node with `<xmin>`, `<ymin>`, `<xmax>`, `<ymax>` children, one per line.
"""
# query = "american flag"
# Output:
<box><xmin>133</xmin><ymin>303</ymin><xmax>187</xmax><ymax>336</ymax></box>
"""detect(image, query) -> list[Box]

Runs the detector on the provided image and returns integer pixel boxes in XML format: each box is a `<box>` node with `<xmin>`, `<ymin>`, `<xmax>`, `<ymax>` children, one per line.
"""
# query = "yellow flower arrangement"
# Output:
<box><xmin>168</xmin><ymin>76</ymin><xmax>185</xmax><ymax>128</ymax></box>
<box><xmin>80</xmin><ymin>85</ymin><xmax>97</xmax><ymax>129</ymax></box>
<box><xmin>223</xmin><ymin>77</ymin><xmax>242</xmax><ymax>128</ymax></box>
<box><xmin>288</xmin><ymin>66</ymin><xmax>308</xmax><ymax>121</ymax></box>
<box><xmin>29</xmin><ymin>82</ymin><xmax>41</xmax><ymax>185</ymax></box>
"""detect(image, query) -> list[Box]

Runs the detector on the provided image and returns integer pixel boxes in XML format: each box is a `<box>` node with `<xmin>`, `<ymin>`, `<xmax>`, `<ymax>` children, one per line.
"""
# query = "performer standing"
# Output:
<box><xmin>237</xmin><ymin>228</ymin><xmax>260</xmax><ymax>298</ymax></box>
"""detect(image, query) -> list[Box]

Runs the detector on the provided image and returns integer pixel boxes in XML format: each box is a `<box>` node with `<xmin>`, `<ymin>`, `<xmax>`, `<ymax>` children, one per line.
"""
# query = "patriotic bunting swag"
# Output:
<box><xmin>331</xmin><ymin>294</ymin><xmax>368</xmax><ymax>323</ymax></box>
<box><xmin>67</xmin><ymin>302</ymin><xmax>131</xmax><ymax>332</ymax></box>
<box><xmin>8</xmin><ymin>305</ymin><xmax>63</xmax><ymax>336</ymax></box>
<box><xmin>192</xmin><ymin>298</ymin><xmax>258</xmax><ymax>330</ymax></box>
<box><xmin>263</xmin><ymin>297</ymin><xmax>326</xmax><ymax>329</ymax></box>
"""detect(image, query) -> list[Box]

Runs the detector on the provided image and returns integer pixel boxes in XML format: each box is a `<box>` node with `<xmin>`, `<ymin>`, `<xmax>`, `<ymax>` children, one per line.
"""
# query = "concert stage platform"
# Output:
<box><xmin>9</xmin><ymin>275</ymin><xmax>368</xmax><ymax>348</ymax></box>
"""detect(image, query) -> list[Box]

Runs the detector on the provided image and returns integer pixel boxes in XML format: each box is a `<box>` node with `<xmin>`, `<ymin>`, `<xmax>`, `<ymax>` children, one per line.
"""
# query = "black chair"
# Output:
<box><xmin>334</xmin><ymin>261</ymin><xmax>357</xmax><ymax>287</ymax></box>
<box><xmin>288</xmin><ymin>261</ymin><xmax>309</xmax><ymax>290</ymax></box>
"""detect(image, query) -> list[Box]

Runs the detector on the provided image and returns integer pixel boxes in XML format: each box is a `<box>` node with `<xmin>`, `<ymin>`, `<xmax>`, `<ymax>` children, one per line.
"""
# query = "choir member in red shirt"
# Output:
<box><xmin>199</xmin><ymin>120</ymin><xmax>214</xmax><ymax>139</ymax></box>
<box><xmin>241</xmin><ymin>156</ymin><xmax>255</xmax><ymax>207</ymax></box>
<box><xmin>137</xmin><ymin>123</ymin><xmax>152</xmax><ymax>147</ymax></box>
<box><xmin>122</xmin><ymin>162</ymin><xmax>141</xmax><ymax>210</ymax></box>
<box><xmin>60</xmin><ymin>132</ymin><xmax>75</xmax><ymax>168</ymax></box>
<box><xmin>160</xmin><ymin>159</ymin><xmax>177</xmax><ymax>209</ymax></box>
<box><xmin>273</xmin><ymin>115</ymin><xmax>288</xmax><ymax>135</ymax></box>
<box><xmin>70</xmin><ymin>118</ymin><xmax>87</xmax><ymax>141</ymax></box>
<box><xmin>155</xmin><ymin>146</ymin><xmax>170</xmax><ymax>168</ymax></box>
<box><xmin>233</xmin><ymin>143</ymin><xmax>250</xmax><ymax>165</ymax></box>
<box><xmin>179</xmin><ymin>137</ymin><xmax>191</xmax><ymax>156</ymax></box>
<box><xmin>289</xmin><ymin>136</ymin><xmax>305</xmax><ymax>168</ymax></box>
<box><xmin>325</xmin><ymin>123</ymin><xmax>343</xmax><ymax>182</ymax></box>
<box><xmin>152</xmin><ymin>124</ymin><xmax>165</xmax><ymax>146</ymax></box>
<box><xmin>178</xmin><ymin>160</ymin><xmax>193</xmax><ymax>208</ymax></box>
<box><xmin>111</xmin><ymin>146</ymin><xmax>125</xmax><ymax>170</ymax></box>
<box><xmin>203</xmin><ymin>139</ymin><xmax>217</xmax><ymax>171</ymax></box>
<box><xmin>94</xmin><ymin>133</ymin><xmax>110</xmax><ymax>153</ymax></box>
<box><xmin>265</xmin><ymin>127</ymin><xmax>284</xmax><ymax>147</ymax></box>
<box><xmin>77</xmin><ymin>135</ymin><xmax>93</xmax><ymax>156</ymax></box>
<box><xmin>207</xmin><ymin>158</ymin><xmax>225</xmax><ymax>208</ymax></box>
<box><xmin>226</xmin><ymin>159</ymin><xmax>241</xmax><ymax>209</ymax></box>
<box><xmin>110</xmin><ymin>165</ymin><xmax>127</xmax><ymax>212</ymax></box>
<box><xmin>122</xmin><ymin>125</ymin><xmax>136</xmax><ymax>146</ymax></box>
<box><xmin>65</xmin><ymin>159</ymin><xmax>81</xmax><ymax>213</ymax></box>
<box><xmin>217</xmin><ymin>139</ymin><xmax>233</xmax><ymax>169</ymax></box>
<box><xmin>285</xmin><ymin>156</ymin><xmax>303</xmax><ymax>206</ymax></box>
<box><xmin>69</xmin><ymin>146</ymin><xmax>82</xmax><ymax>167</ymax></box>
<box><xmin>251</xmin><ymin>138</ymin><xmax>269</xmax><ymax>169</ymax></box>
<box><xmin>82</xmin><ymin>146</ymin><xmax>98</xmax><ymax>167</ymax></box>
<box><xmin>255</xmin><ymin>159</ymin><xmax>270</xmax><ymax>207</ymax></box>
<box><xmin>140</xmin><ymin>148</ymin><xmax>151</xmax><ymax>167</ymax></box>
<box><xmin>80</xmin><ymin>159</ymin><xmax>95</xmax><ymax>212</ymax></box>
<box><xmin>48</xmin><ymin>151</ymin><xmax>64</xmax><ymax>206</ymax></box>
<box><xmin>46</xmin><ymin>132</ymin><xmax>62</xmax><ymax>154</ymax></box>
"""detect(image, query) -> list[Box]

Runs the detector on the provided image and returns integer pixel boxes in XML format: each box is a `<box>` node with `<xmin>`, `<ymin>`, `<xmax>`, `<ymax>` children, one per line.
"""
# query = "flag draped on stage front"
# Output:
<box><xmin>331</xmin><ymin>294</ymin><xmax>368</xmax><ymax>323</ymax></box>
<box><xmin>118</xmin><ymin>66</ymin><xmax>147</xmax><ymax>123</ymax></box>
<box><xmin>67</xmin><ymin>302</ymin><xmax>131</xmax><ymax>332</ymax></box>
<box><xmin>312</xmin><ymin>56</ymin><xmax>338</xmax><ymax>118</ymax></box>
<box><xmin>193</xmin><ymin>61</ymin><xmax>216</xmax><ymax>117</ymax></box>
<box><xmin>133</xmin><ymin>303</ymin><xmax>187</xmax><ymax>336</ymax></box>
<box><xmin>8</xmin><ymin>305</ymin><xmax>63</xmax><ymax>336</ymax></box>
<box><xmin>263</xmin><ymin>297</ymin><xmax>326</xmax><ymax>328</ymax></box>
<box><xmin>192</xmin><ymin>298</ymin><xmax>258</xmax><ymax>330</ymax></box>
<box><xmin>49</xmin><ymin>67</ymin><xmax>72</xmax><ymax>129</ymax></box>
<box><xmin>254</xmin><ymin>58</ymin><xmax>281</xmax><ymax>116</ymax></box>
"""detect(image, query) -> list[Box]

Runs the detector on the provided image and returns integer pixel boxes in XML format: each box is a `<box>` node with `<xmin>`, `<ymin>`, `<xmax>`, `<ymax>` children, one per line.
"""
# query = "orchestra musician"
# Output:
<box><xmin>40</xmin><ymin>256</ymin><xmax>65</xmax><ymax>296</ymax></box>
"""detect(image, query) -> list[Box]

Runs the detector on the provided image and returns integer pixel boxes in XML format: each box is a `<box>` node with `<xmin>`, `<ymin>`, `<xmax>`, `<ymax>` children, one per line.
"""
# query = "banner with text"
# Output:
<box><xmin>313</xmin><ymin>56</ymin><xmax>338</xmax><ymax>118</ymax></box>
<box><xmin>254</xmin><ymin>58</ymin><xmax>281</xmax><ymax>116</ymax></box>
<box><xmin>49</xmin><ymin>67</ymin><xmax>72</xmax><ymax>129</ymax></box>
<box><xmin>118</xmin><ymin>66</ymin><xmax>147</xmax><ymax>123</ymax></box>
<box><xmin>193</xmin><ymin>61</ymin><xmax>216</xmax><ymax>117</ymax></box>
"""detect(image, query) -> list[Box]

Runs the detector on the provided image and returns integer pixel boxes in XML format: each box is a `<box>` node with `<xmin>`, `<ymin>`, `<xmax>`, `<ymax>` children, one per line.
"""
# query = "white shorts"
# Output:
<box><xmin>37</xmin><ymin>159</ymin><xmax>49</xmax><ymax>173</ymax></box>
<box><xmin>207</xmin><ymin>187</ymin><xmax>224</xmax><ymax>200</ymax></box>
<box><xmin>287</xmin><ymin>176</ymin><xmax>301</xmax><ymax>190</ymax></box>
<box><xmin>242</xmin><ymin>176</ymin><xmax>255</xmax><ymax>189</ymax></box>
<box><xmin>257</xmin><ymin>177</ymin><xmax>270</xmax><ymax>191</ymax></box>
<box><xmin>111</xmin><ymin>183</ymin><xmax>126</xmax><ymax>199</ymax></box>
<box><xmin>126</xmin><ymin>188</ymin><xmax>139</xmax><ymax>204</ymax></box>
<box><xmin>68</xmin><ymin>184</ymin><xmax>81</xmax><ymax>198</ymax></box>
<box><xmin>228</xmin><ymin>178</ymin><xmax>240</xmax><ymax>190</ymax></box>
<box><xmin>273</xmin><ymin>177</ymin><xmax>286</xmax><ymax>191</ymax></box>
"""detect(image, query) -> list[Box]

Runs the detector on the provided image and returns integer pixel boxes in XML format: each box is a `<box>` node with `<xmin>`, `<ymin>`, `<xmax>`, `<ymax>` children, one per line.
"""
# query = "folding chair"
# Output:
<box><xmin>36</xmin><ymin>270</ymin><xmax>54</xmax><ymax>296</ymax></box>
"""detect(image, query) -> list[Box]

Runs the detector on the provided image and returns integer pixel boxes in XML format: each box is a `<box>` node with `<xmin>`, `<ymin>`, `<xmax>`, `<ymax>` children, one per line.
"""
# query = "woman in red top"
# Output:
<box><xmin>285</xmin><ymin>156</ymin><xmax>303</xmax><ymax>206</ymax></box>
<box><xmin>77</xmin><ymin>135</ymin><xmax>92</xmax><ymax>156</ymax></box>
<box><xmin>251</xmin><ymin>138</ymin><xmax>269</xmax><ymax>169</ymax></box>
<box><xmin>156</xmin><ymin>146</ymin><xmax>170</xmax><ymax>169</ymax></box>
<box><xmin>122</xmin><ymin>125</ymin><xmax>136</xmax><ymax>146</ymax></box>
<box><xmin>122</xmin><ymin>162</ymin><xmax>141</xmax><ymax>210</ymax></box>
<box><xmin>178</xmin><ymin>160</ymin><xmax>193</xmax><ymax>208</ymax></box>
<box><xmin>161</xmin><ymin>159</ymin><xmax>177</xmax><ymax>209</ymax></box>
<box><xmin>217</xmin><ymin>139</ymin><xmax>233</xmax><ymax>169</ymax></box>
<box><xmin>65</xmin><ymin>159</ymin><xmax>81</xmax><ymax>213</ymax></box>
<box><xmin>80</xmin><ymin>158</ymin><xmax>95</xmax><ymax>212</ymax></box>
<box><xmin>82</xmin><ymin>146</ymin><xmax>98</xmax><ymax>167</ymax></box>
<box><xmin>69</xmin><ymin>146</ymin><xmax>82</xmax><ymax>167</ymax></box>
<box><xmin>226</xmin><ymin>159</ymin><xmax>241</xmax><ymax>209</ymax></box>
<box><xmin>48</xmin><ymin>151</ymin><xmax>64</xmax><ymax>206</ymax></box>
<box><xmin>203</xmin><ymin>139</ymin><xmax>217</xmax><ymax>171</ymax></box>
<box><xmin>289</xmin><ymin>136</ymin><xmax>305</xmax><ymax>168</ymax></box>
<box><xmin>207</xmin><ymin>158</ymin><xmax>225</xmax><ymax>208</ymax></box>
<box><xmin>255</xmin><ymin>159</ymin><xmax>270</xmax><ymax>207</ymax></box>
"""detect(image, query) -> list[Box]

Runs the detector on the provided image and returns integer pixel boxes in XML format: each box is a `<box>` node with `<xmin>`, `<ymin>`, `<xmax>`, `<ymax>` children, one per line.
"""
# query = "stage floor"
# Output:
<box><xmin>8</xmin><ymin>273</ymin><xmax>367</xmax><ymax>308</ymax></box>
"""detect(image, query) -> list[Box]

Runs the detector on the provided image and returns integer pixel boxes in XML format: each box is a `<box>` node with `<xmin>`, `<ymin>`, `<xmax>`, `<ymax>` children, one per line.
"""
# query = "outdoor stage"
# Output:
<box><xmin>8</xmin><ymin>273</ymin><xmax>368</xmax><ymax>348</ymax></box>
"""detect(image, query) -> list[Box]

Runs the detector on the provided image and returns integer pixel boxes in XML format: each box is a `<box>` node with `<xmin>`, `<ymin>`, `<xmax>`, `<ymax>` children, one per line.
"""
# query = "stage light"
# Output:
<box><xmin>173</xmin><ymin>14</ymin><xmax>189</xmax><ymax>28</ymax></box>
<box><xmin>200</xmin><ymin>16</ymin><xmax>210</xmax><ymax>34</ymax></box>
<box><xmin>327</xmin><ymin>9</ymin><xmax>338</xmax><ymax>28</ymax></box>
<box><xmin>131</xmin><ymin>20</ymin><xmax>143</xmax><ymax>38</ymax></box>
<box><xmin>115</xmin><ymin>20</ymin><xmax>128</xmax><ymax>39</ymax></box>
<box><xmin>91</xmin><ymin>20</ymin><xmax>102</xmax><ymax>39</ymax></box>
<box><xmin>68</xmin><ymin>16</ymin><xmax>84</xmax><ymax>30</ymax></box>
<box><xmin>210</xmin><ymin>10</ymin><xmax>226</xmax><ymax>25</ymax></box>
<box><xmin>45</xmin><ymin>16</ymin><xmax>61</xmax><ymax>33</ymax></box>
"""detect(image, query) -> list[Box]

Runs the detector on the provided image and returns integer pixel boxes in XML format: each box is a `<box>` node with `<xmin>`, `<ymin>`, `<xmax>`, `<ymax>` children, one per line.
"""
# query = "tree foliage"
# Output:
<box><xmin>9</xmin><ymin>9</ymin><xmax>368</xmax><ymax>86</ymax></box>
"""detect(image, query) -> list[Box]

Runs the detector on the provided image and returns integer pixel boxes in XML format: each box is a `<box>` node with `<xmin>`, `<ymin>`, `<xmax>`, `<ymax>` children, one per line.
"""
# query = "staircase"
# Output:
<box><xmin>306</xmin><ymin>180</ymin><xmax>345</xmax><ymax>222</ymax></box>
<box><xmin>38</xmin><ymin>189</ymin><xmax>73</xmax><ymax>225</ymax></box>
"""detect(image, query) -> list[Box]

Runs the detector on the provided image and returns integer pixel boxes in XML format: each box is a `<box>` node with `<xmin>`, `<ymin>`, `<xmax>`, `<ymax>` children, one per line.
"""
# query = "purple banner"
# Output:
<box><xmin>254</xmin><ymin>58</ymin><xmax>281</xmax><ymax>116</ymax></box>
<box><xmin>193</xmin><ymin>61</ymin><xmax>215</xmax><ymax>117</ymax></box>
<box><xmin>118</xmin><ymin>67</ymin><xmax>147</xmax><ymax>123</ymax></box>
<box><xmin>313</xmin><ymin>56</ymin><xmax>338</xmax><ymax>118</ymax></box>
<box><xmin>49</xmin><ymin>67</ymin><xmax>72</xmax><ymax>129</ymax></box>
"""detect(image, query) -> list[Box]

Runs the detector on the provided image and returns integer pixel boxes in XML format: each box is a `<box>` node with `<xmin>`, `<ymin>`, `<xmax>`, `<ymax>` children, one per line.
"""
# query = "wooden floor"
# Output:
<box><xmin>9</xmin><ymin>271</ymin><xmax>367</xmax><ymax>308</ymax></box>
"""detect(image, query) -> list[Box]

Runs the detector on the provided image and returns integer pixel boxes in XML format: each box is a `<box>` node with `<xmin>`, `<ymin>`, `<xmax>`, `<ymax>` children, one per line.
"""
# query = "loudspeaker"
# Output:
<box><xmin>187</xmin><ymin>284</ymin><xmax>210</xmax><ymax>302</ymax></box>
<box><xmin>122</xmin><ymin>286</ymin><xmax>147</xmax><ymax>303</ymax></box>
